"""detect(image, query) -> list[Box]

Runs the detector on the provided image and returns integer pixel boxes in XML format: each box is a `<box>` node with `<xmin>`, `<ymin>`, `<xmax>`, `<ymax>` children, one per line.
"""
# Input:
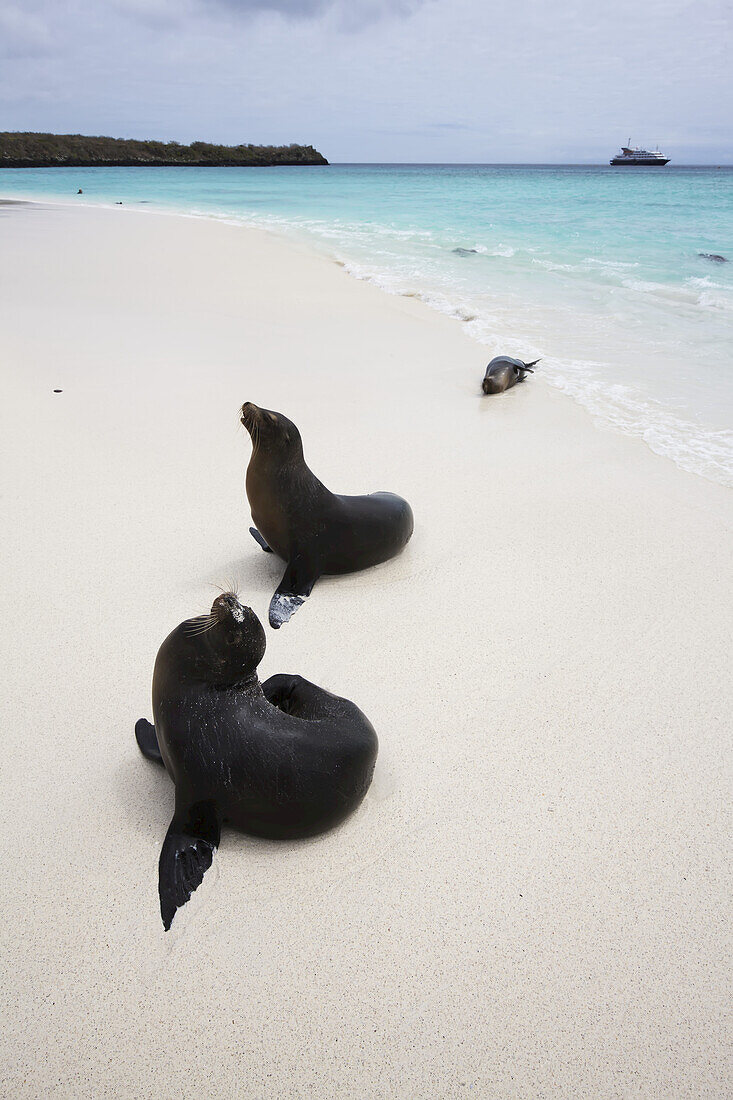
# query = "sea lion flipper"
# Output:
<box><xmin>269</xmin><ymin>592</ymin><xmax>304</xmax><ymax>629</ymax></box>
<box><xmin>263</xmin><ymin>674</ymin><xmax>362</xmax><ymax>723</ymax></box>
<box><xmin>262</xmin><ymin>673</ymin><xmax>318</xmax><ymax>715</ymax></box>
<box><xmin>249</xmin><ymin>527</ymin><xmax>273</xmax><ymax>553</ymax></box>
<box><xmin>269</xmin><ymin>556</ymin><xmax>318</xmax><ymax>629</ymax></box>
<box><xmin>158</xmin><ymin>800</ymin><xmax>220</xmax><ymax>931</ymax></box>
<box><xmin>135</xmin><ymin>718</ymin><xmax>163</xmax><ymax>765</ymax></box>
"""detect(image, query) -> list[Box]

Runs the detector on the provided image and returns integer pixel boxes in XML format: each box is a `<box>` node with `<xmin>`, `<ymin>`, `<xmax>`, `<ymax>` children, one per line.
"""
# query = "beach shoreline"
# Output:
<box><xmin>1</xmin><ymin>200</ymin><xmax>730</xmax><ymax>1098</ymax></box>
<box><xmin>2</xmin><ymin>164</ymin><xmax>731</xmax><ymax>492</ymax></box>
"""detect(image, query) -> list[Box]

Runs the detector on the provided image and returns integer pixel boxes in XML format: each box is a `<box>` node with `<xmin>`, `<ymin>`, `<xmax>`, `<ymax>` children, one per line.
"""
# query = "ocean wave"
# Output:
<box><xmin>477</xmin><ymin>244</ymin><xmax>516</xmax><ymax>257</ymax></box>
<box><xmin>620</xmin><ymin>277</ymin><xmax>705</xmax><ymax>303</ymax></box>
<box><xmin>684</xmin><ymin>276</ymin><xmax>733</xmax><ymax>311</ymax></box>
<box><xmin>543</xmin><ymin>357</ymin><xmax>733</xmax><ymax>486</ymax></box>
<box><xmin>686</xmin><ymin>276</ymin><xmax>724</xmax><ymax>288</ymax></box>
<box><xmin>584</xmin><ymin>257</ymin><xmax>640</xmax><ymax>270</ymax></box>
<box><xmin>451</xmin><ymin>243</ymin><xmax>516</xmax><ymax>258</ymax></box>
<box><xmin>329</xmin><ymin>253</ymin><xmax>732</xmax><ymax>486</ymax></box>
<box><xmin>531</xmin><ymin>258</ymin><xmax>580</xmax><ymax>272</ymax></box>
<box><xmin>698</xmin><ymin>291</ymin><xmax>733</xmax><ymax>312</ymax></box>
<box><xmin>177</xmin><ymin>203</ymin><xmax>733</xmax><ymax>487</ymax></box>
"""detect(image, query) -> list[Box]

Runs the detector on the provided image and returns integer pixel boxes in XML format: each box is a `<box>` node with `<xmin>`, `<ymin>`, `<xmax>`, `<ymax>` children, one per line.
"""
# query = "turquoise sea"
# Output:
<box><xmin>2</xmin><ymin>164</ymin><xmax>732</xmax><ymax>485</ymax></box>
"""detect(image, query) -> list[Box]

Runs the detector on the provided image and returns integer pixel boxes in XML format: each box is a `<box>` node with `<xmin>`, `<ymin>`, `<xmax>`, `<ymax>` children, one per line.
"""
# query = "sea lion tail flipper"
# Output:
<box><xmin>269</xmin><ymin>556</ymin><xmax>318</xmax><ymax>629</ymax></box>
<box><xmin>263</xmin><ymin>673</ymin><xmax>364</xmax><ymax>724</ymax></box>
<box><xmin>135</xmin><ymin>718</ymin><xmax>163</xmax><ymax>765</ymax></box>
<box><xmin>158</xmin><ymin>799</ymin><xmax>220</xmax><ymax>931</ymax></box>
<box><xmin>523</xmin><ymin>359</ymin><xmax>541</xmax><ymax>372</ymax></box>
<box><xmin>262</xmin><ymin>673</ymin><xmax>322</xmax><ymax>716</ymax></box>
<box><xmin>249</xmin><ymin>527</ymin><xmax>273</xmax><ymax>553</ymax></box>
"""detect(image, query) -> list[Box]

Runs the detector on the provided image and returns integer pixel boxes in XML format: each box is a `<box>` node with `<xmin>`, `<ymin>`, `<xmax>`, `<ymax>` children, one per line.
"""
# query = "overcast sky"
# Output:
<box><xmin>0</xmin><ymin>0</ymin><xmax>730</xmax><ymax>162</ymax></box>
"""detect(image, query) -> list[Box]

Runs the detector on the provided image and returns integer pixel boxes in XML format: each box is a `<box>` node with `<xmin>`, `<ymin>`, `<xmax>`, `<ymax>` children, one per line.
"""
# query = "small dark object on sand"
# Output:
<box><xmin>453</xmin><ymin>247</ymin><xmax>478</xmax><ymax>256</ymax></box>
<box><xmin>699</xmin><ymin>253</ymin><xmax>728</xmax><ymax>263</ymax></box>
<box><xmin>482</xmin><ymin>355</ymin><xmax>540</xmax><ymax>395</ymax></box>
<box><xmin>53</xmin><ymin>389</ymin><xmax>62</xmax><ymax>393</ymax></box>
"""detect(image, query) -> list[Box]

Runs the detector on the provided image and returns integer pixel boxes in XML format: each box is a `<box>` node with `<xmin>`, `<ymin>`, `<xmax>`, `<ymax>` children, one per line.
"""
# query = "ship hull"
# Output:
<box><xmin>610</xmin><ymin>158</ymin><xmax>670</xmax><ymax>166</ymax></box>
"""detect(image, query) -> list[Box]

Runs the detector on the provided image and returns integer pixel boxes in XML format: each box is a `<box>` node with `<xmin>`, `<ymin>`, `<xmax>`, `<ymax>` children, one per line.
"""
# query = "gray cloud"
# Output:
<box><xmin>428</xmin><ymin>123</ymin><xmax>477</xmax><ymax>132</ymax></box>
<box><xmin>212</xmin><ymin>0</ymin><xmax>425</xmax><ymax>13</ymax></box>
<box><xmin>0</xmin><ymin>4</ymin><xmax>52</xmax><ymax>58</ymax></box>
<box><xmin>0</xmin><ymin>0</ymin><xmax>729</xmax><ymax>162</ymax></box>
<box><xmin>210</xmin><ymin>0</ymin><xmax>430</xmax><ymax>30</ymax></box>
<box><xmin>215</xmin><ymin>0</ymin><xmax>333</xmax><ymax>13</ymax></box>
<box><xmin>113</xmin><ymin>0</ymin><xmax>429</xmax><ymax>26</ymax></box>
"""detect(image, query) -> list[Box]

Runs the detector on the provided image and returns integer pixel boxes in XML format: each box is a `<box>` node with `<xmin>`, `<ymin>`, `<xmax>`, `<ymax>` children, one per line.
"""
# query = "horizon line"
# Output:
<box><xmin>326</xmin><ymin>161</ymin><xmax>733</xmax><ymax>168</ymax></box>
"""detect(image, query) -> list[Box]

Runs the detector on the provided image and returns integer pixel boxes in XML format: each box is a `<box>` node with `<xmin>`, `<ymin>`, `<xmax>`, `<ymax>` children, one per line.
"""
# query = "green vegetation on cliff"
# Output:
<box><xmin>0</xmin><ymin>133</ymin><xmax>328</xmax><ymax>167</ymax></box>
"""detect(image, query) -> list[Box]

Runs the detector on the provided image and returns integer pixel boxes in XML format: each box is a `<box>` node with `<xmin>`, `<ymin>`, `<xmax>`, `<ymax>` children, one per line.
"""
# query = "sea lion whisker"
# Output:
<box><xmin>209</xmin><ymin>584</ymin><xmax>240</xmax><ymax>602</ymax></box>
<box><xmin>185</xmin><ymin>623</ymin><xmax>218</xmax><ymax>637</ymax></box>
<box><xmin>184</xmin><ymin>616</ymin><xmax>217</xmax><ymax>633</ymax></box>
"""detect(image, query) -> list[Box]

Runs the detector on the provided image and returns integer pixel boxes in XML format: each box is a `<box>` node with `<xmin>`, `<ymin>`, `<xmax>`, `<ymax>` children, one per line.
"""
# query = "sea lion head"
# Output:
<box><xmin>482</xmin><ymin>367</ymin><xmax>513</xmax><ymax>394</ymax></box>
<box><xmin>181</xmin><ymin>593</ymin><xmax>266</xmax><ymax>687</ymax></box>
<box><xmin>240</xmin><ymin>402</ymin><xmax>303</xmax><ymax>461</ymax></box>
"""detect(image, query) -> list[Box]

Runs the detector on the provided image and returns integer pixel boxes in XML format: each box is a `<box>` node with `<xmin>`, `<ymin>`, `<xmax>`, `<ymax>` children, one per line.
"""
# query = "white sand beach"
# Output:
<box><xmin>1</xmin><ymin>200</ymin><xmax>731</xmax><ymax>1098</ymax></box>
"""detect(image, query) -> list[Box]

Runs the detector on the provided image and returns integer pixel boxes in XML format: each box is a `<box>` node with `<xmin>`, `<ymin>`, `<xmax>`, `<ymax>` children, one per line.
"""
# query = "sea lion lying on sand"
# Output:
<box><xmin>482</xmin><ymin>355</ymin><xmax>540</xmax><ymax>395</ymax></box>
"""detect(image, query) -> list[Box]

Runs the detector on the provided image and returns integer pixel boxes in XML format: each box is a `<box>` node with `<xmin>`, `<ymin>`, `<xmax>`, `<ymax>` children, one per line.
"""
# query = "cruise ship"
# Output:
<box><xmin>610</xmin><ymin>141</ymin><xmax>670</xmax><ymax>166</ymax></box>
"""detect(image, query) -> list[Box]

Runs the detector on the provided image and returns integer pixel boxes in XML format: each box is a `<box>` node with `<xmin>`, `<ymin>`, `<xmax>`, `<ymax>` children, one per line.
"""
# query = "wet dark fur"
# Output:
<box><xmin>241</xmin><ymin>402</ymin><xmax>414</xmax><ymax>627</ymax></box>
<box><xmin>481</xmin><ymin>356</ymin><xmax>540</xmax><ymax>395</ymax></box>
<box><xmin>136</xmin><ymin>595</ymin><xmax>378</xmax><ymax>929</ymax></box>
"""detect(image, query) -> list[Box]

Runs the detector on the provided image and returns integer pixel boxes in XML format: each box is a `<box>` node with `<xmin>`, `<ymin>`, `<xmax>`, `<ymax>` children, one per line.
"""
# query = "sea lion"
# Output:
<box><xmin>135</xmin><ymin>593</ymin><xmax>378</xmax><ymax>930</ymax></box>
<box><xmin>240</xmin><ymin>402</ymin><xmax>414</xmax><ymax>628</ymax></box>
<box><xmin>698</xmin><ymin>253</ymin><xmax>728</xmax><ymax>263</ymax></box>
<box><xmin>481</xmin><ymin>355</ymin><xmax>540</xmax><ymax>395</ymax></box>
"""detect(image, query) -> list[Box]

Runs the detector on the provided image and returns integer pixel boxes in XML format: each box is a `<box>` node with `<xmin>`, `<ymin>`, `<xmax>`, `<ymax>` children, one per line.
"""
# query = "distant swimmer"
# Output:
<box><xmin>77</xmin><ymin>189</ymin><xmax>83</xmax><ymax>194</ymax></box>
<box><xmin>482</xmin><ymin>355</ymin><xmax>540</xmax><ymax>395</ymax></box>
